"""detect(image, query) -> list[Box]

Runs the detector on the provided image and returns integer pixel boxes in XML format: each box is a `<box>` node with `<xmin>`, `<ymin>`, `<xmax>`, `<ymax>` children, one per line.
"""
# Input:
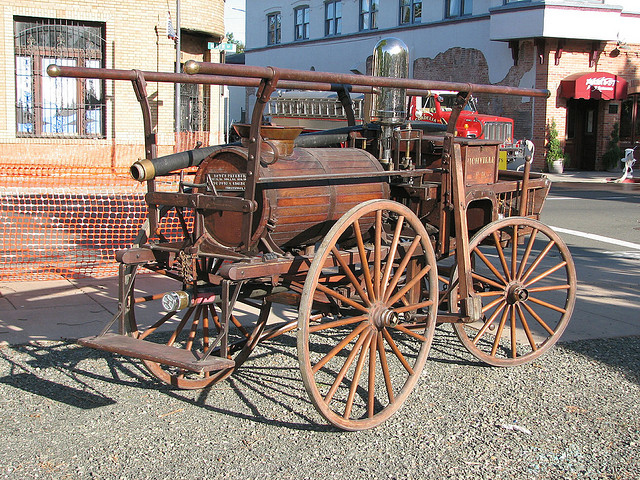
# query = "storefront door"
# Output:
<box><xmin>567</xmin><ymin>99</ymin><xmax>599</xmax><ymax>170</ymax></box>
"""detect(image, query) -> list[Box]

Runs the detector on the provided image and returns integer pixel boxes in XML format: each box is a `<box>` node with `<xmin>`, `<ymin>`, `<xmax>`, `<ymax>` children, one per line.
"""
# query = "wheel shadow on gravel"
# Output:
<box><xmin>0</xmin><ymin>338</ymin><xmax>337</xmax><ymax>432</ymax></box>
<box><xmin>427</xmin><ymin>324</ymin><xmax>487</xmax><ymax>368</ymax></box>
<box><xmin>165</xmin><ymin>335</ymin><xmax>339</xmax><ymax>432</ymax></box>
<box><xmin>0</xmin><ymin>372</ymin><xmax>117</xmax><ymax>408</ymax></box>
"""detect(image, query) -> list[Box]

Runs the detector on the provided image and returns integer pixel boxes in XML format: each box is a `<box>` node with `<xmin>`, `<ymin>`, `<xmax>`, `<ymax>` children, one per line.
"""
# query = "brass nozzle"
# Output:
<box><xmin>129</xmin><ymin>159</ymin><xmax>156</xmax><ymax>182</ymax></box>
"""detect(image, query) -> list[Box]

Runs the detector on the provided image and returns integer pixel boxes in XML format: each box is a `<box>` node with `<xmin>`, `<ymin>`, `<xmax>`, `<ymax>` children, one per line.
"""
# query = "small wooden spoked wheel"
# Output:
<box><xmin>298</xmin><ymin>200</ymin><xmax>438</xmax><ymax>430</ymax></box>
<box><xmin>452</xmin><ymin>217</ymin><xmax>576</xmax><ymax>366</ymax></box>
<box><xmin>127</xmin><ymin>275</ymin><xmax>269</xmax><ymax>390</ymax></box>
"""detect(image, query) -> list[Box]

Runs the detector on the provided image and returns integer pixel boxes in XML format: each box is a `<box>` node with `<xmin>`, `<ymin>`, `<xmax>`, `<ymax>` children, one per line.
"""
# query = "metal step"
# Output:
<box><xmin>78</xmin><ymin>333</ymin><xmax>235</xmax><ymax>373</ymax></box>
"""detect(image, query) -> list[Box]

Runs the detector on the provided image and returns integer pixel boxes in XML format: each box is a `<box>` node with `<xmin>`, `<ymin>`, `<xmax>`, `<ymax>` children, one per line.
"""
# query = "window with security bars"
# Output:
<box><xmin>179</xmin><ymin>81</ymin><xmax>210</xmax><ymax>133</ymax></box>
<box><xmin>14</xmin><ymin>17</ymin><xmax>106</xmax><ymax>138</ymax></box>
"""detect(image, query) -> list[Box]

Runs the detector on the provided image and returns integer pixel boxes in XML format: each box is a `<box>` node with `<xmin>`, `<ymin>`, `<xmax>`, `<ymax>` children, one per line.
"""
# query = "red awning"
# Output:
<box><xmin>560</xmin><ymin>72</ymin><xmax>628</xmax><ymax>100</ymax></box>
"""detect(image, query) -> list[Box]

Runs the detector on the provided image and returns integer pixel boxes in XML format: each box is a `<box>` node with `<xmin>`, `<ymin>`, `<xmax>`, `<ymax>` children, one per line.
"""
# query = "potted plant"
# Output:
<box><xmin>546</xmin><ymin>120</ymin><xmax>565</xmax><ymax>174</ymax></box>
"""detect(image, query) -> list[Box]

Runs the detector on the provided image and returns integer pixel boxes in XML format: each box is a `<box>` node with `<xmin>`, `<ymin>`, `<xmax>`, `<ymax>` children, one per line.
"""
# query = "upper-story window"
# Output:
<box><xmin>446</xmin><ymin>0</ymin><xmax>472</xmax><ymax>17</ymax></box>
<box><xmin>294</xmin><ymin>6</ymin><xmax>310</xmax><ymax>41</ymax></box>
<box><xmin>360</xmin><ymin>0</ymin><xmax>379</xmax><ymax>31</ymax></box>
<box><xmin>400</xmin><ymin>0</ymin><xmax>422</xmax><ymax>25</ymax></box>
<box><xmin>14</xmin><ymin>17</ymin><xmax>105</xmax><ymax>138</ymax></box>
<box><xmin>325</xmin><ymin>1</ymin><xmax>342</xmax><ymax>36</ymax></box>
<box><xmin>267</xmin><ymin>12</ymin><xmax>281</xmax><ymax>45</ymax></box>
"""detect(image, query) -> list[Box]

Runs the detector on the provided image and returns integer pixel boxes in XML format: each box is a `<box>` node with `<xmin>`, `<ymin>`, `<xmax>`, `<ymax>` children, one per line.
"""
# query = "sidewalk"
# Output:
<box><xmin>544</xmin><ymin>169</ymin><xmax>614</xmax><ymax>183</ymax></box>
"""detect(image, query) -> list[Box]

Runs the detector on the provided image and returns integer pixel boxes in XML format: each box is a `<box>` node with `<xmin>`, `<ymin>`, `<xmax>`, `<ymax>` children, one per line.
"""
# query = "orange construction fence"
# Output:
<box><xmin>0</xmin><ymin>132</ymin><xmax>208</xmax><ymax>281</ymax></box>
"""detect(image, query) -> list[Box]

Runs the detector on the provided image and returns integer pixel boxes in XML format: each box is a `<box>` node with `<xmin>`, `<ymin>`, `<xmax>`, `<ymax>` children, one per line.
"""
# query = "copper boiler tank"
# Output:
<box><xmin>193</xmin><ymin>126</ymin><xmax>389</xmax><ymax>250</ymax></box>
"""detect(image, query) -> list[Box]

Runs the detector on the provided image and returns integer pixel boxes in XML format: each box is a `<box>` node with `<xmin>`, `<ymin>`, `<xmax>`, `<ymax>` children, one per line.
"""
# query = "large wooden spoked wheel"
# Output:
<box><xmin>298</xmin><ymin>199</ymin><xmax>438</xmax><ymax>430</ymax></box>
<box><xmin>452</xmin><ymin>217</ymin><xmax>576</xmax><ymax>366</ymax></box>
<box><xmin>127</xmin><ymin>277</ymin><xmax>268</xmax><ymax>390</ymax></box>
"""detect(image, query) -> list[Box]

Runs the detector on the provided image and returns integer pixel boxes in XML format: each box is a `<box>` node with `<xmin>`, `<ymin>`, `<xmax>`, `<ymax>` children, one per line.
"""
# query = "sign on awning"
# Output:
<box><xmin>560</xmin><ymin>72</ymin><xmax>628</xmax><ymax>100</ymax></box>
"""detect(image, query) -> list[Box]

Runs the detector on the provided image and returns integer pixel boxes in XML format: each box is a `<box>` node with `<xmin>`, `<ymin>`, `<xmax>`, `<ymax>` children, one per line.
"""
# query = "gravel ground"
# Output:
<box><xmin>0</xmin><ymin>326</ymin><xmax>638</xmax><ymax>480</ymax></box>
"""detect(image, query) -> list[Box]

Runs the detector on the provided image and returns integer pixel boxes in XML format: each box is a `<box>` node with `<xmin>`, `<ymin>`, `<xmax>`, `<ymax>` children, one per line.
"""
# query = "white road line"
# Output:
<box><xmin>603</xmin><ymin>251</ymin><xmax>640</xmax><ymax>259</ymax></box>
<box><xmin>549</xmin><ymin>226</ymin><xmax>640</xmax><ymax>250</ymax></box>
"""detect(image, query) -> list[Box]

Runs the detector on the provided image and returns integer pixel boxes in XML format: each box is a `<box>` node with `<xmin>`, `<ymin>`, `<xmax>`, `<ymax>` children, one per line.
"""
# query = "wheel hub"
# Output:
<box><xmin>506</xmin><ymin>283</ymin><xmax>529</xmax><ymax>305</ymax></box>
<box><xmin>369</xmin><ymin>302</ymin><xmax>399</xmax><ymax>329</ymax></box>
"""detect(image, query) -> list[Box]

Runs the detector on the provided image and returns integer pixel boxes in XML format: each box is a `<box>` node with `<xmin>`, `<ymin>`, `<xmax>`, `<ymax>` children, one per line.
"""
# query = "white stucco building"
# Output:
<box><xmin>243</xmin><ymin>0</ymin><xmax>640</xmax><ymax>170</ymax></box>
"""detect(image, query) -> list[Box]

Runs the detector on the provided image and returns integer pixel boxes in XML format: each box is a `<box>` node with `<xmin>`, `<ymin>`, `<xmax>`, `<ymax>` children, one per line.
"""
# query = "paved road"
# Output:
<box><xmin>540</xmin><ymin>181</ymin><xmax>640</xmax><ymax>342</ymax></box>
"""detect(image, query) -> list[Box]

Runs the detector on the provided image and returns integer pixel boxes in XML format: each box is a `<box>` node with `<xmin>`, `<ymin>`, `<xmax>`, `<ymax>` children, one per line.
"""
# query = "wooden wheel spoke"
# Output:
<box><xmin>527</xmin><ymin>284</ymin><xmax>571</xmax><ymax>293</ymax></box>
<box><xmin>139</xmin><ymin>310</ymin><xmax>177</xmax><ymax>340</ymax></box>
<box><xmin>510</xmin><ymin>304</ymin><xmax>517</xmax><ymax>359</ymax></box>
<box><xmin>384</xmin><ymin>236</ymin><xmax>421</xmax><ymax>302</ymax></box>
<box><xmin>521</xmin><ymin>301</ymin><xmax>556</xmax><ymax>335</ymax></box>
<box><xmin>323</xmin><ymin>327</ymin><xmax>372</xmax><ymax>404</ymax></box>
<box><xmin>387</xmin><ymin>264</ymin><xmax>432</xmax><ymax>306</ymax></box>
<box><xmin>343</xmin><ymin>330</ymin><xmax>374</xmax><ymax>419</ymax></box>
<box><xmin>312</xmin><ymin>322</ymin><xmax>370</xmax><ymax>373</ymax></box>
<box><xmin>490</xmin><ymin>305</ymin><xmax>511</xmax><ymax>357</ymax></box>
<box><xmin>203</xmin><ymin>310</ymin><xmax>210</xmax><ymax>351</ymax></box>
<box><xmin>471</xmin><ymin>271</ymin><xmax>506</xmax><ymax>291</ymax></box>
<box><xmin>331</xmin><ymin>246</ymin><xmax>371</xmax><ymax>306</ymax></box>
<box><xmin>527</xmin><ymin>295</ymin><xmax>567</xmax><ymax>314</ymax></box>
<box><xmin>521</xmin><ymin>239</ymin><xmax>556</xmax><ymax>283</ymax></box>
<box><xmin>392</xmin><ymin>299</ymin><xmax>433</xmax><ymax>315</ymax></box>
<box><xmin>309</xmin><ymin>315</ymin><xmax>368</xmax><ymax>333</ymax></box>
<box><xmin>511</xmin><ymin>225</ymin><xmax>519</xmax><ymax>281</ymax></box>
<box><xmin>473</xmin><ymin>248</ymin><xmax>508</xmax><ymax>286</ymax></box>
<box><xmin>226</xmin><ymin>314</ymin><xmax>248</xmax><ymax>338</ymax></box>
<box><xmin>382</xmin><ymin>328</ymin><xmax>414</xmax><ymax>375</ymax></box>
<box><xmin>353</xmin><ymin>218</ymin><xmax>375</xmax><ymax>301</ymax></box>
<box><xmin>380</xmin><ymin>216</ymin><xmax>405</xmax><ymax>299</ymax></box>
<box><xmin>516</xmin><ymin>304</ymin><xmax>538</xmax><ymax>352</ymax></box>
<box><xmin>491</xmin><ymin>231</ymin><xmax>512</xmax><ymax>281</ymax></box>
<box><xmin>368</xmin><ymin>332</ymin><xmax>378</xmax><ymax>418</ymax></box>
<box><xmin>167</xmin><ymin>306</ymin><xmax>198</xmax><ymax>346</ymax></box>
<box><xmin>377</xmin><ymin>331</ymin><xmax>395</xmax><ymax>404</ymax></box>
<box><xmin>524</xmin><ymin>261</ymin><xmax>567</xmax><ymax>288</ymax></box>
<box><xmin>516</xmin><ymin>228</ymin><xmax>539</xmax><ymax>280</ymax></box>
<box><xmin>313</xmin><ymin>282</ymin><xmax>369</xmax><ymax>314</ymax></box>
<box><xmin>477</xmin><ymin>290</ymin><xmax>505</xmax><ymax>298</ymax></box>
<box><xmin>481</xmin><ymin>295</ymin><xmax>505</xmax><ymax>314</ymax></box>
<box><xmin>184</xmin><ymin>308</ymin><xmax>202</xmax><ymax>351</ymax></box>
<box><xmin>393</xmin><ymin>324</ymin><xmax>427</xmax><ymax>342</ymax></box>
<box><xmin>374</xmin><ymin>210</ymin><xmax>383</xmax><ymax>301</ymax></box>
<box><xmin>472</xmin><ymin>301</ymin><xmax>507</xmax><ymax>345</ymax></box>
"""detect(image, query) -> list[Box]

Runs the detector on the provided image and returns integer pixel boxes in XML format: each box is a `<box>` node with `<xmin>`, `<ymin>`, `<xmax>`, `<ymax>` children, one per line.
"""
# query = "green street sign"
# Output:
<box><xmin>208</xmin><ymin>42</ymin><xmax>237</xmax><ymax>53</ymax></box>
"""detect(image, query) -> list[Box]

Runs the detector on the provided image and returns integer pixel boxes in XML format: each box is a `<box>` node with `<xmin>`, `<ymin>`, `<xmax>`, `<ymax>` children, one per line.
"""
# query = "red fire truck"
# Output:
<box><xmin>268</xmin><ymin>90</ymin><xmax>523</xmax><ymax>165</ymax></box>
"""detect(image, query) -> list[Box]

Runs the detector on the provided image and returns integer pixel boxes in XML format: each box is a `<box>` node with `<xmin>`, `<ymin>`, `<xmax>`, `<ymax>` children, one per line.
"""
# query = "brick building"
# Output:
<box><xmin>1</xmin><ymin>0</ymin><xmax>226</xmax><ymax>166</ymax></box>
<box><xmin>244</xmin><ymin>0</ymin><xmax>640</xmax><ymax>171</ymax></box>
<box><xmin>0</xmin><ymin>0</ymin><xmax>226</xmax><ymax>280</ymax></box>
